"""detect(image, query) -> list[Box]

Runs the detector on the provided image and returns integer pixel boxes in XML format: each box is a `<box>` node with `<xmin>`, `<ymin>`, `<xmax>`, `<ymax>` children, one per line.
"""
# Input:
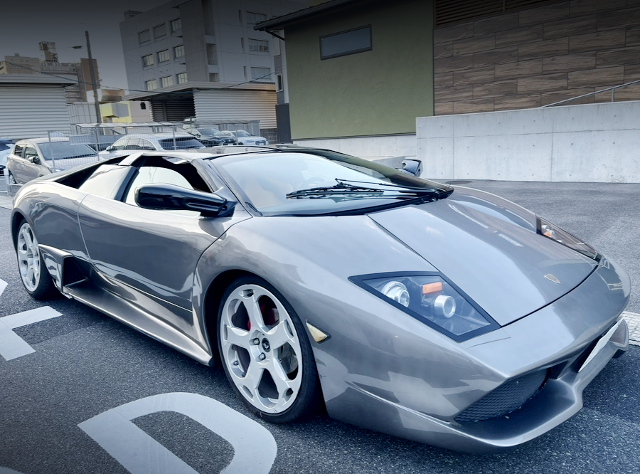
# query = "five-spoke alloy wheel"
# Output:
<box><xmin>218</xmin><ymin>276</ymin><xmax>320</xmax><ymax>422</ymax></box>
<box><xmin>16</xmin><ymin>221</ymin><xmax>56</xmax><ymax>299</ymax></box>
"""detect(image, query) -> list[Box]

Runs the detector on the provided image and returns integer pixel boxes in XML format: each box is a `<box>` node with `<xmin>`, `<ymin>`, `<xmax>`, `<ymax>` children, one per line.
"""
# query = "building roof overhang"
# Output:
<box><xmin>125</xmin><ymin>81</ymin><xmax>276</xmax><ymax>101</ymax></box>
<box><xmin>0</xmin><ymin>74</ymin><xmax>76</xmax><ymax>86</ymax></box>
<box><xmin>254</xmin><ymin>0</ymin><xmax>372</xmax><ymax>31</ymax></box>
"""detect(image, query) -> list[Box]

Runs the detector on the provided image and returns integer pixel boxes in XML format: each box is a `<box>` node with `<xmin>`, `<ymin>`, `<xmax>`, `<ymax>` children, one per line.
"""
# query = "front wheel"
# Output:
<box><xmin>16</xmin><ymin>221</ymin><xmax>57</xmax><ymax>299</ymax></box>
<box><xmin>217</xmin><ymin>276</ymin><xmax>322</xmax><ymax>423</ymax></box>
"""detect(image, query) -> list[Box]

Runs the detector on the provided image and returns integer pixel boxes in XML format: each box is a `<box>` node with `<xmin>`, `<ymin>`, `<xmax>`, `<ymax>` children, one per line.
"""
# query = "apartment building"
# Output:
<box><xmin>120</xmin><ymin>0</ymin><xmax>308</xmax><ymax>130</ymax></box>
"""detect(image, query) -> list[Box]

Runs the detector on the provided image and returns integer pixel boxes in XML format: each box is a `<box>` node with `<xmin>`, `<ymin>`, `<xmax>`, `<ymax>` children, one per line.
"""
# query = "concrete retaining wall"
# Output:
<box><xmin>293</xmin><ymin>134</ymin><xmax>416</xmax><ymax>160</ymax></box>
<box><xmin>417</xmin><ymin>101</ymin><xmax>640</xmax><ymax>183</ymax></box>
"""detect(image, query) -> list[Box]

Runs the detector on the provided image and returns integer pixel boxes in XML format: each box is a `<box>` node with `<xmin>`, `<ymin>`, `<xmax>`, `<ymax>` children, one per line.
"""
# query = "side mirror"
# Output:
<box><xmin>135</xmin><ymin>184</ymin><xmax>234</xmax><ymax>217</ymax></box>
<box><xmin>28</xmin><ymin>155</ymin><xmax>40</xmax><ymax>164</ymax></box>
<box><xmin>105</xmin><ymin>145</ymin><xmax>114</xmax><ymax>152</ymax></box>
<box><xmin>400</xmin><ymin>159</ymin><xmax>422</xmax><ymax>177</ymax></box>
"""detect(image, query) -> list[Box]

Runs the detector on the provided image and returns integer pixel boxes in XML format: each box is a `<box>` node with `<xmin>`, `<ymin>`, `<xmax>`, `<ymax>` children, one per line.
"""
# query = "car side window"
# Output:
<box><xmin>24</xmin><ymin>147</ymin><xmax>39</xmax><ymax>160</ymax></box>
<box><xmin>140</xmin><ymin>140</ymin><xmax>155</xmax><ymax>151</ymax></box>
<box><xmin>113</xmin><ymin>138</ymin><xmax>128</xmax><ymax>150</ymax></box>
<box><xmin>124</xmin><ymin>166</ymin><xmax>198</xmax><ymax>216</ymax></box>
<box><xmin>78</xmin><ymin>165</ymin><xmax>133</xmax><ymax>199</ymax></box>
<box><xmin>125</xmin><ymin>138</ymin><xmax>142</xmax><ymax>151</ymax></box>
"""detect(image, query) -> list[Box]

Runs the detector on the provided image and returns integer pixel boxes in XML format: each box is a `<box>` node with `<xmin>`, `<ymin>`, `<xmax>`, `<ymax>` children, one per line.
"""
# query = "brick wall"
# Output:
<box><xmin>434</xmin><ymin>0</ymin><xmax>640</xmax><ymax>114</ymax></box>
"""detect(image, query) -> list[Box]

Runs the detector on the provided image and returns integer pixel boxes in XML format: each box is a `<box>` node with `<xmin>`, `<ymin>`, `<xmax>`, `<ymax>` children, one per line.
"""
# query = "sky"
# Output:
<box><xmin>0</xmin><ymin>0</ymin><xmax>169</xmax><ymax>93</ymax></box>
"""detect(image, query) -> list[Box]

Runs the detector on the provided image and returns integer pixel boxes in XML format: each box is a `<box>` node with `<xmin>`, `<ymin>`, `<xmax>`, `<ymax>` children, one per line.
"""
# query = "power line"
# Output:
<box><xmin>4</xmin><ymin>60</ymin><xmax>277</xmax><ymax>95</ymax></box>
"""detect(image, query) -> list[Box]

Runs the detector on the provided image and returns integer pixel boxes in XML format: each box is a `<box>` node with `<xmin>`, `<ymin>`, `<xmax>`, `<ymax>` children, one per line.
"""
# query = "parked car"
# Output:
<box><xmin>6</xmin><ymin>138</ymin><xmax>96</xmax><ymax>184</ymax></box>
<box><xmin>9</xmin><ymin>147</ymin><xmax>629</xmax><ymax>452</ymax></box>
<box><xmin>98</xmin><ymin>133</ymin><xmax>205</xmax><ymax>160</ymax></box>
<box><xmin>0</xmin><ymin>139</ymin><xmax>15</xmax><ymax>176</ymax></box>
<box><xmin>183</xmin><ymin>126</ymin><xmax>237</xmax><ymax>146</ymax></box>
<box><xmin>231</xmin><ymin>130</ymin><xmax>269</xmax><ymax>145</ymax></box>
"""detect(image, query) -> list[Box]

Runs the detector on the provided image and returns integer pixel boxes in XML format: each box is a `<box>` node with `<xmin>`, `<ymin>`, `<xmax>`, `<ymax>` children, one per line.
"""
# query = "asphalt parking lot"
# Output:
<box><xmin>1</xmin><ymin>179</ymin><xmax>640</xmax><ymax>474</ymax></box>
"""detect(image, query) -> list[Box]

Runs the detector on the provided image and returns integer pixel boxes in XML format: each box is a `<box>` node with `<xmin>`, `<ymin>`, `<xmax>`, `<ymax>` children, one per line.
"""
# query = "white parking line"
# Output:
<box><xmin>79</xmin><ymin>392</ymin><xmax>277</xmax><ymax>474</ymax></box>
<box><xmin>622</xmin><ymin>311</ymin><xmax>640</xmax><ymax>346</ymax></box>
<box><xmin>0</xmin><ymin>279</ymin><xmax>6</xmax><ymax>298</ymax></box>
<box><xmin>0</xmin><ymin>307</ymin><xmax>62</xmax><ymax>361</ymax></box>
<box><xmin>0</xmin><ymin>467</ymin><xmax>25</xmax><ymax>474</ymax></box>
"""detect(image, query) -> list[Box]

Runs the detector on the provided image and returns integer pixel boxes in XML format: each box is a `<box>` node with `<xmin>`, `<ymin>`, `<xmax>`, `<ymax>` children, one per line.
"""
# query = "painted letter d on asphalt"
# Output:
<box><xmin>79</xmin><ymin>392</ymin><xmax>277</xmax><ymax>474</ymax></box>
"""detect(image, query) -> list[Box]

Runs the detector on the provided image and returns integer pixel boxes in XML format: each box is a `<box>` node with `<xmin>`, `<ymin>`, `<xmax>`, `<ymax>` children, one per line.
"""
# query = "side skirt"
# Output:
<box><xmin>64</xmin><ymin>279</ymin><xmax>213</xmax><ymax>366</ymax></box>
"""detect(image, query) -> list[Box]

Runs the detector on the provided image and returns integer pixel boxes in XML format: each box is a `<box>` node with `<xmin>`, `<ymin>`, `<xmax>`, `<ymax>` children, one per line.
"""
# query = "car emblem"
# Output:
<box><xmin>545</xmin><ymin>274</ymin><xmax>561</xmax><ymax>284</ymax></box>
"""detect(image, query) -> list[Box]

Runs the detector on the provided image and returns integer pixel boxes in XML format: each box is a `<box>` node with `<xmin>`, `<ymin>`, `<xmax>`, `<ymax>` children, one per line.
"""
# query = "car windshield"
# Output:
<box><xmin>197</xmin><ymin>128</ymin><xmax>218</xmax><ymax>135</ymax></box>
<box><xmin>211</xmin><ymin>151</ymin><xmax>452</xmax><ymax>216</ymax></box>
<box><xmin>235</xmin><ymin>130</ymin><xmax>252</xmax><ymax>137</ymax></box>
<box><xmin>214</xmin><ymin>131</ymin><xmax>234</xmax><ymax>138</ymax></box>
<box><xmin>39</xmin><ymin>142</ymin><xmax>96</xmax><ymax>160</ymax></box>
<box><xmin>159</xmin><ymin>138</ymin><xmax>205</xmax><ymax>150</ymax></box>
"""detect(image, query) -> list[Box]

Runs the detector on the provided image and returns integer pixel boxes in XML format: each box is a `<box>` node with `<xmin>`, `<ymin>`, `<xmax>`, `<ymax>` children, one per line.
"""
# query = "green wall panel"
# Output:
<box><xmin>286</xmin><ymin>0</ymin><xmax>434</xmax><ymax>139</ymax></box>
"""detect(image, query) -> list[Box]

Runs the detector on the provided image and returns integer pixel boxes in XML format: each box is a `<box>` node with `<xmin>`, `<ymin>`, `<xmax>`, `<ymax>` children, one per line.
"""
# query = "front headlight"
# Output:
<box><xmin>350</xmin><ymin>273</ymin><xmax>498</xmax><ymax>341</ymax></box>
<box><xmin>537</xmin><ymin>217</ymin><xmax>598</xmax><ymax>260</ymax></box>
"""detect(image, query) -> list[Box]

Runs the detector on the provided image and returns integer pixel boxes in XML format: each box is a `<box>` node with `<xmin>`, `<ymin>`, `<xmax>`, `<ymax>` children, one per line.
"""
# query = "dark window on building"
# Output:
<box><xmin>251</xmin><ymin>67</ymin><xmax>270</xmax><ymax>81</ymax></box>
<box><xmin>249</xmin><ymin>39</ymin><xmax>269</xmax><ymax>52</ymax></box>
<box><xmin>206</xmin><ymin>44</ymin><xmax>217</xmax><ymax>65</ymax></box>
<box><xmin>170</xmin><ymin>18</ymin><xmax>182</xmax><ymax>33</ymax></box>
<box><xmin>246</xmin><ymin>12</ymin><xmax>267</xmax><ymax>25</ymax></box>
<box><xmin>153</xmin><ymin>23</ymin><xmax>166</xmax><ymax>39</ymax></box>
<box><xmin>276</xmin><ymin>74</ymin><xmax>283</xmax><ymax>92</ymax></box>
<box><xmin>138</xmin><ymin>29</ymin><xmax>150</xmax><ymax>45</ymax></box>
<box><xmin>320</xmin><ymin>26</ymin><xmax>372</xmax><ymax>60</ymax></box>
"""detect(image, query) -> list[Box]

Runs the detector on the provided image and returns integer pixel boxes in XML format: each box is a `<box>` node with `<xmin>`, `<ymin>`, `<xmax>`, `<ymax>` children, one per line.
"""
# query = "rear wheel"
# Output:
<box><xmin>16</xmin><ymin>221</ymin><xmax>57</xmax><ymax>299</ymax></box>
<box><xmin>217</xmin><ymin>276</ymin><xmax>321</xmax><ymax>423</ymax></box>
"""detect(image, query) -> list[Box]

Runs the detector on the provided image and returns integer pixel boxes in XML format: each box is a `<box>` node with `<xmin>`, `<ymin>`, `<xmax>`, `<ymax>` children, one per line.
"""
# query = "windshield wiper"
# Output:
<box><xmin>286</xmin><ymin>179</ymin><xmax>441</xmax><ymax>200</ymax></box>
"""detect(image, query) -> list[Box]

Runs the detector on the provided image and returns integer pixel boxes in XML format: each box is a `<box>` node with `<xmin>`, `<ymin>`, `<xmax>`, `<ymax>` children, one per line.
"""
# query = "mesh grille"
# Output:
<box><xmin>455</xmin><ymin>369</ymin><xmax>548</xmax><ymax>423</ymax></box>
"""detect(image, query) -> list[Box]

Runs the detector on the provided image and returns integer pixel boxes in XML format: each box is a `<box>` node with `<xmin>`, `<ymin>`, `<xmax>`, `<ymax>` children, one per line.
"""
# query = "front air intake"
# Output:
<box><xmin>455</xmin><ymin>369</ymin><xmax>548</xmax><ymax>423</ymax></box>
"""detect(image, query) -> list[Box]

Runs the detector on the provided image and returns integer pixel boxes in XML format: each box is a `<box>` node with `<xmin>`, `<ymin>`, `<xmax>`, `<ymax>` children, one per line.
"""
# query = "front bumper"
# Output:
<box><xmin>319</xmin><ymin>257</ymin><xmax>630</xmax><ymax>452</ymax></box>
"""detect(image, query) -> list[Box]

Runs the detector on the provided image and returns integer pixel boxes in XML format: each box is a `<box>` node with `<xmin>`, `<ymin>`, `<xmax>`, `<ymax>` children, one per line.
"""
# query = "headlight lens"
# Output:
<box><xmin>352</xmin><ymin>274</ymin><xmax>498</xmax><ymax>341</ymax></box>
<box><xmin>537</xmin><ymin>217</ymin><xmax>598</xmax><ymax>260</ymax></box>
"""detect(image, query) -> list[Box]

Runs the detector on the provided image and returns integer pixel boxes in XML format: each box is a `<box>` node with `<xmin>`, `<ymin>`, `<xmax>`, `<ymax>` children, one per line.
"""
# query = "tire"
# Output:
<box><xmin>8</xmin><ymin>172</ymin><xmax>17</xmax><ymax>185</ymax></box>
<box><xmin>16</xmin><ymin>221</ymin><xmax>58</xmax><ymax>300</ymax></box>
<box><xmin>217</xmin><ymin>275</ymin><xmax>322</xmax><ymax>423</ymax></box>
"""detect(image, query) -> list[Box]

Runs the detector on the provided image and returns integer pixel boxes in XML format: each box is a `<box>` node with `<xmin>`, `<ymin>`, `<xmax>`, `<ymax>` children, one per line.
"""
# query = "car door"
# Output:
<box><xmin>77</xmin><ymin>156</ymin><xmax>249</xmax><ymax>334</ymax></box>
<box><xmin>8</xmin><ymin>143</ymin><xmax>26</xmax><ymax>182</ymax></box>
<box><xmin>22</xmin><ymin>145</ymin><xmax>42</xmax><ymax>183</ymax></box>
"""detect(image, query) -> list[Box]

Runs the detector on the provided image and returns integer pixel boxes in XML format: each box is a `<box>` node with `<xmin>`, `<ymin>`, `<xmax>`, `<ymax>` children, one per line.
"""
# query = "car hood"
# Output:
<box><xmin>368</xmin><ymin>187</ymin><xmax>598</xmax><ymax>326</ymax></box>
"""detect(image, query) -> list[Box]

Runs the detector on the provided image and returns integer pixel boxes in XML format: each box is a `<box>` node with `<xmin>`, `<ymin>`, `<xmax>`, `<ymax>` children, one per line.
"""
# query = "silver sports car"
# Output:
<box><xmin>10</xmin><ymin>148</ymin><xmax>630</xmax><ymax>452</ymax></box>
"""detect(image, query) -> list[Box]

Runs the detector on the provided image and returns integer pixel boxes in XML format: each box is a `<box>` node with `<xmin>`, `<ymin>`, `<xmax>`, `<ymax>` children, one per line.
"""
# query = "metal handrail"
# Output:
<box><xmin>542</xmin><ymin>78</ymin><xmax>640</xmax><ymax>108</ymax></box>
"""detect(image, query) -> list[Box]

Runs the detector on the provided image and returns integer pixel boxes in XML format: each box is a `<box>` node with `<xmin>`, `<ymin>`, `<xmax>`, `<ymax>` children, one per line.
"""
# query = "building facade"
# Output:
<box><xmin>257</xmin><ymin>0</ymin><xmax>640</xmax><ymax>146</ymax></box>
<box><xmin>433</xmin><ymin>0</ymin><xmax>640</xmax><ymax>114</ymax></box>
<box><xmin>256</xmin><ymin>0</ymin><xmax>436</xmax><ymax>141</ymax></box>
<box><xmin>0</xmin><ymin>43</ymin><xmax>100</xmax><ymax>105</ymax></box>
<box><xmin>120</xmin><ymin>0</ymin><xmax>306</xmax><ymax>93</ymax></box>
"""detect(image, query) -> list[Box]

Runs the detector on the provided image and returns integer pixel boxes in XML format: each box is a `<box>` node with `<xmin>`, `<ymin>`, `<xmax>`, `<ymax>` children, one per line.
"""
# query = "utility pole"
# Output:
<box><xmin>85</xmin><ymin>30</ymin><xmax>101</xmax><ymax>124</ymax></box>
